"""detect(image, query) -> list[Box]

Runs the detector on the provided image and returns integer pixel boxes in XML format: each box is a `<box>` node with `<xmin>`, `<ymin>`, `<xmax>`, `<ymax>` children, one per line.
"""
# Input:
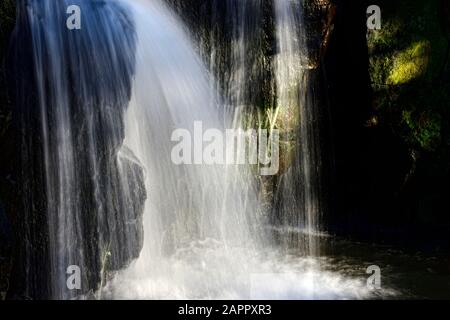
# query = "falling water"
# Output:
<box><xmin>207</xmin><ymin>0</ymin><xmax>268</xmax><ymax>112</ymax></box>
<box><xmin>14</xmin><ymin>0</ymin><xmax>393</xmax><ymax>300</ymax></box>
<box><xmin>273</xmin><ymin>0</ymin><xmax>323</xmax><ymax>256</ymax></box>
<box><xmin>14</xmin><ymin>0</ymin><xmax>144</xmax><ymax>299</ymax></box>
<box><xmin>103</xmin><ymin>0</ymin><xmax>379</xmax><ymax>300</ymax></box>
<box><xmin>165</xmin><ymin>0</ymin><xmax>272</xmax><ymax>117</ymax></box>
<box><xmin>102</xmin><ymin>0</ymin><xmax>269</xmax><ymax>299</ymax></box>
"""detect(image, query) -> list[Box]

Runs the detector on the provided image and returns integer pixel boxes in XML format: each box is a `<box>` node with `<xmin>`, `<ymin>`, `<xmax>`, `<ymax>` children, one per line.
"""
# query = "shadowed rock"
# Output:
<box><xmin>7</xmin><ymin>0</ymin><xmax>146</xmax><ymax>299</ymax></box>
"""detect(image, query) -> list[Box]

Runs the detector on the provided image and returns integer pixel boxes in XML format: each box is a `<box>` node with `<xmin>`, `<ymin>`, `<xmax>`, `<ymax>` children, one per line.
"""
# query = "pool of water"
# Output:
<box><xmin>100</xmin><ymin>233</ymin><xmax>449</xmax><ymax>300</ymax></box>
<box><xmin>318</xmin><ymin>236</ymin><xmax>450</xmax><ymax>299</ymax></box>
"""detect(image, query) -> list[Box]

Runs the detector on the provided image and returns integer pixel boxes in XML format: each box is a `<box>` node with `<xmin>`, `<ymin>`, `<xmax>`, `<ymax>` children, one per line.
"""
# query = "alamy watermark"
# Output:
<box><xmin>66</xmin><ymin>265</ymin><xmax>81</xmax><ymax>290</ymax></box>
<box><xmin>366</xmin><ymin>265</ymin><xmax>381</xmax><ymax>290</ymax></box>
<box><xmin>367</xmin><ymin>5</ymin><xmax>382</xmax><ymax>30</ymax></box>
<box><xmin>171</xmin><ymin>121</ymin><xmax>280</xmax><ymax>176</ymax></box>
<box><xmin>66</xmin><ymin>5</ymin><xmax>81</xmax><ymax>30</ymax></box>
<box><xmin>66</xmin><ymin>5</ymin><xmax>381</xmax><ymax>32</ymax></box>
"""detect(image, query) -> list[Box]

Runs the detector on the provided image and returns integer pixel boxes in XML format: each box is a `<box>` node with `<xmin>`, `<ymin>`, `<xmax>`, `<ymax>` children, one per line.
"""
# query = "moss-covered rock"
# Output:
<box><xmin>388</xmin><ymin>40</ymin><xmax>430</xmax><ymax>85</ymax></box>
<box><xmin>367</xmin><ymin>0</ymin><xmax>449</xmax><ymax>154</ymax></box>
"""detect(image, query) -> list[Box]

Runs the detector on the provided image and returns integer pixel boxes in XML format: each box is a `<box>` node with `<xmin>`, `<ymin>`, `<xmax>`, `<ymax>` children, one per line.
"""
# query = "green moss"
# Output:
<box><xmin>367</xmin><ymin>0</ymin><xmax>449</xmax><ymax>154</ymax></box>
<box><xmin>388</xmin><ymin>41</ymin><xmax>430</xmax><ymax>85</ymax></box>
<box><xmin>402</xmin><ymin>110</ymin><xmax>441</xmax><ymax>151</ymax></box>
<box><xmin>368</xmin><ymin>0</ymin><xmax>448</xmax><ymax>86</ymax></box>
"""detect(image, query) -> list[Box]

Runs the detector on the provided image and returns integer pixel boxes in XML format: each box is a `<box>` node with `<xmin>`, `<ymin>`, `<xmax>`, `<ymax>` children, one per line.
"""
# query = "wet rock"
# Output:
<box><xmin>7</xmin><ymin>0</ymin><xmax>146</xmax><ymax>299</ymax></box>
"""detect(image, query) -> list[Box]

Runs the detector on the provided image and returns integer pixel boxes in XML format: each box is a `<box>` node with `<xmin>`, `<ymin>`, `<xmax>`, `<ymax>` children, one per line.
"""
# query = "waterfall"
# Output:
<box><xmin>101</xmin><ymin>0</ymin><xmax>268</xmax><ymax>299</ymax></box>
<box><xmin>12</xmin><ymin>0</ymin><xmax>145</xmax><ymax>299</ymax></box>
<box><xmin>103</xmin><ymin>0</ymin><xmax>331</xmax><ymax>299</ymax></box>
<box><xmin>11</xmin><ymin>0</ymin><xmax>382</xmax><ymax>300</ymax></box>
<box><xmin>124</xmin><ymin>0</ymin><xmax>265</xmax><ymax>261</ymax></box>
<box><xmin>193</xmin><ymin>0</ymin><xmax>324</xmax><ymax>257</ymax></box>
<box><xmin>207</xmin><ymin>0</ymin><xmax>268</xmax><ymax>112</ymax></box>
<box><xmin>273</xmin><ymin>0</ymin><xmax>323</xmax><ymax>256</ymax></box>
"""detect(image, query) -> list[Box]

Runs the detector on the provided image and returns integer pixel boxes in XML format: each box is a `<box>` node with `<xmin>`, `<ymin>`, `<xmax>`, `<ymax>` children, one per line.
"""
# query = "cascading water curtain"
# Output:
<box><xmin>273</xmin><ymin>0</ymin><xmax>323</xmax><ymax>257</ymax></box>
<box><xmin>124</xmin><ymin>0</ymin><xmax>272</xmax><ymax>298</ymax></box>
<box><xmin>206</xmin><ymin>0</ymin><xmax>270</xmax><ymax>120</ymax></box>
<box><xmin>8</xmin><ymin>0</ymin><xmax>329</xmax><ymax>300</ymax></box>
<box><xmin>190</xmin><ymin>0</ymin><xmax>325</xmax><ymax>259</ymax></box>
<box><xmin>12</xmin><ymin>0</ymin><xmax>145</xmax><ymax>299</ymax></box>
<box><xmin>166</xmin><ymin>0</ymin><xmax>323</xmax><ymax>256</ymax></box>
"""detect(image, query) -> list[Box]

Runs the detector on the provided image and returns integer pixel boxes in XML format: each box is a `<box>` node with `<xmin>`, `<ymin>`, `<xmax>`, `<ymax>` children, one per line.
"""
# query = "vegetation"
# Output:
<box><xmin>368</xmin><ymin>0</ymin><xmax>449</xmax><ymax>156</ymax></box>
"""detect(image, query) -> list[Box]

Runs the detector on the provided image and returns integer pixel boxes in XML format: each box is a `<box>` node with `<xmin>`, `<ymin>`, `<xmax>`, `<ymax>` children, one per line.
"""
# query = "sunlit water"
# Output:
<box><xmin>99</xmin><ymin>0</ymin><xmax>450</xmax><ymax>301</ymax></box>
<box><xmin>15</xmin><ymin>0</ymin><xmax>450</xmax><ymax>300</ymax></box>
<box><xmin>101</xmin><ymin>240</ymin><xmax>393</xmax><ymax>300</ymax></box>
<box><xmin>102</xmin><ymin>233</ymin><xmax>450</xmax><ymax>300</ymax></box>
<box><xmin>96</xmin><ymin>0</ymin><xmax>379</xmax><ymax>300</ymax></box>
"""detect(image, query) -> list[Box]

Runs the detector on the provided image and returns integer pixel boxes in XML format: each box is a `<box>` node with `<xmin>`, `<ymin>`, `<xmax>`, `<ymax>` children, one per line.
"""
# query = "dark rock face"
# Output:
<box><xmin>0</xmin><ymin>0</ymin><xmax>17</xmax><ymax>301</ymax></box>
<box><xmin>167</xmin><ymin>0</ymin><xmax>335</xmax><ymax>107</ymax></box>
<box><xmin>322</xmin><ymin>0</ymin><xmax>409</xmax><ymax>242</ymax></box>
<box><xmin>7</xmin><ymin>0</ymin><xmax>146</xmax><ymax>299</ymax></box>
<box><xmin>323</xmin><ymin>0</ymin><xmax>450</xmax><ymax>251</ymax></box>
<box><xmin>302</xmin><ymin>0</ymin><xmax>336</xmax><ymax>68</ymax></box>
<box><xmin>167</xmin><ymin>0</ymin><xmax>276</xmax><ymax>109</ymax></box>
